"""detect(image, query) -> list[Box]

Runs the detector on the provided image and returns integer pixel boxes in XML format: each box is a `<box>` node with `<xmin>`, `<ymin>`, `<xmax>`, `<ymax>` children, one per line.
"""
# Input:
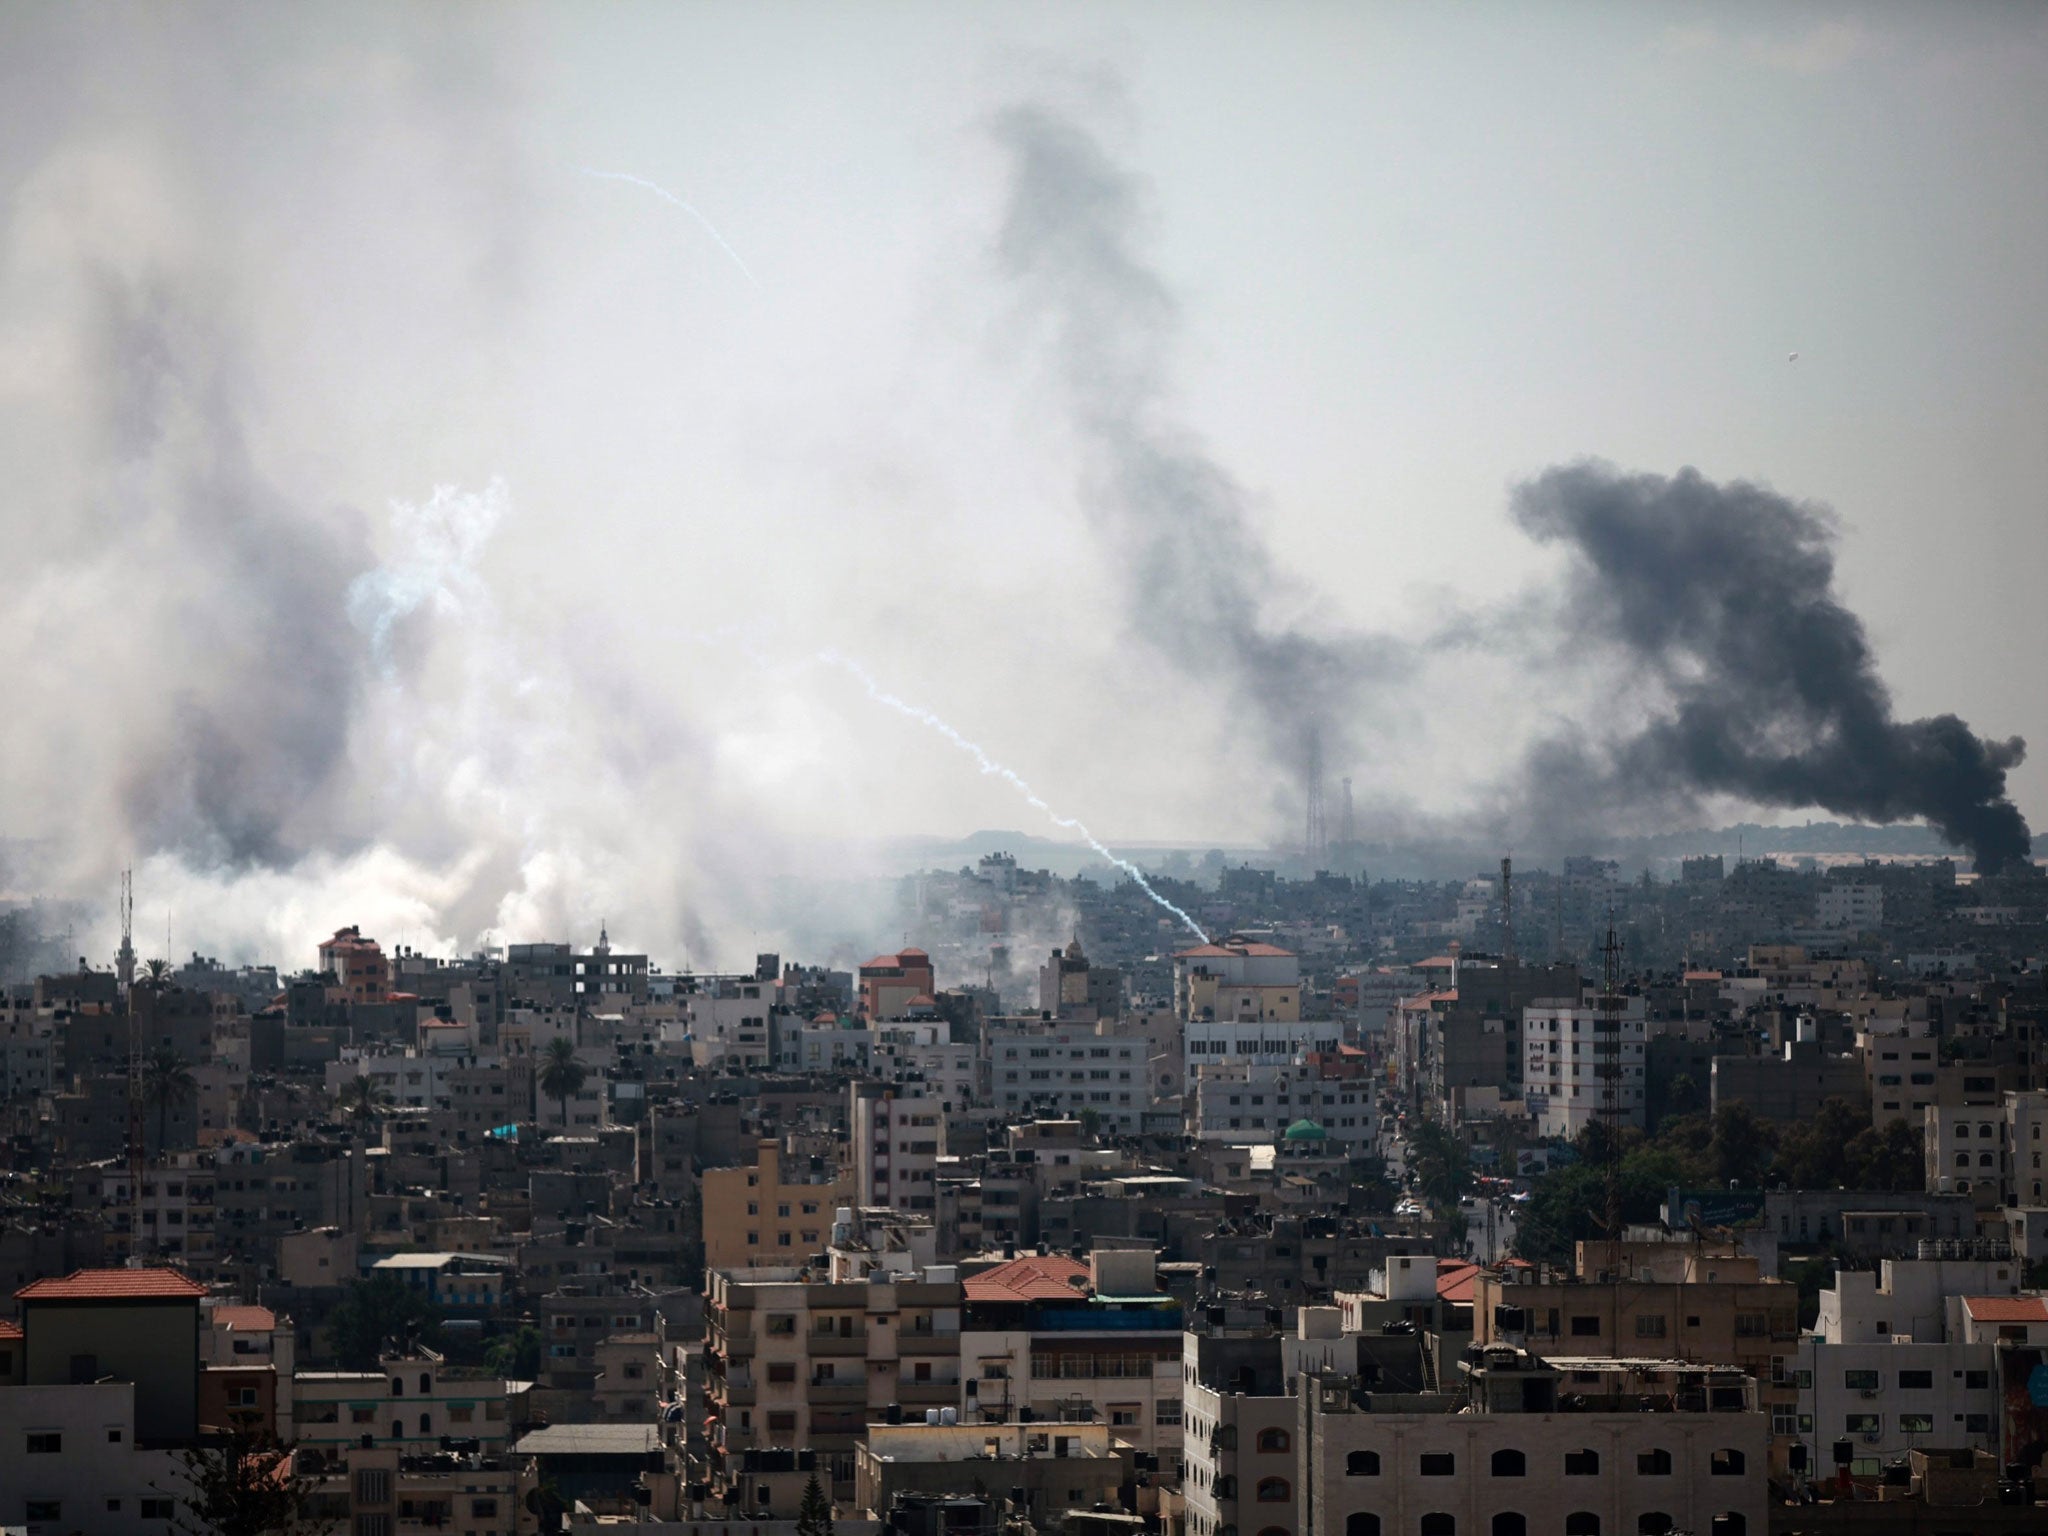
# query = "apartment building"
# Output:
<box><xmin>702</xmin><ymin>1138</ymin><xmax>857</xmax><ymax>1270</ymax></box>
<box><xmin>1296</xmin><ymin>1351</ymin><xmax>1767</xmax><ymax>1536</ymax></box>
<box><xmin>1521</xmin><ymin>999</ymin><xmax>1647</xmax><ymax>1140</ymax></box>
<box><xmin>851</xmin><ymin>1084</ymin><xmax>945</xmax><ymax>1213</ymax></box>
<box><xmin>989</xmin><ymin>1019</ymin><xmax>1156</xmax><ymax>1134</ymax></box>
<box><xmin>1927</xmin><ymin>1089</ymin><xmax>2048</xmax><ymax>1208</ymax></box>
<box><xmin>704</xmin><ymin>1251</ymin><xmax>964</xmax><ymax>1505</ymax></box>
<box><xmin>292</xmin><ymin>1349</ymin><xmax>512</xmax><ymax>1459</ymax></box>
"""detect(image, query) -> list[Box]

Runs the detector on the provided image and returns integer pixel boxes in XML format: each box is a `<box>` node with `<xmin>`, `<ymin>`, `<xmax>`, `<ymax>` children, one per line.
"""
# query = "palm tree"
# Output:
<box><xmin>141</xmin><ymin>957</ymin><xmax>173</xmax><ymax>985</ymax></box>
<box><xmin>337</xmin><ymin>1075</ymin><xmax>391</xmax><ymax>1128</ymax></box>
<box><xmin>538</xmin><ymin>1036</ymin><xmax>588</xmax><ymax>1128</ymax></box>
<box><xmin>143</xmin><ymin>1045</ymin><xmax>197</xmax><ymax>1155</ymax></box>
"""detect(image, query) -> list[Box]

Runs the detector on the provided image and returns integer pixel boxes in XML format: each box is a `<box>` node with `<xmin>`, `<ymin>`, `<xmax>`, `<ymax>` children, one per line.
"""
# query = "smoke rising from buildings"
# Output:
<box><xmin>1511</xmin><ymin>462</ymin><xmax>2033</xmax><ymax>873</ymax></box>
<box><xmin>988</xmin><ymin>101</ymin><xmax>1405</xmax><ymax>809</ymax></box>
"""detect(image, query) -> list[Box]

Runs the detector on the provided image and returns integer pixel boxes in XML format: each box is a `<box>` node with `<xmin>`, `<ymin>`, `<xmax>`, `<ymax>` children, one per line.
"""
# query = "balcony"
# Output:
<box><xmin>898</xmin><ymin>1329</ymin><xmax>961</xmax><ymax>1356</ymax></box>
<box><xmin>806</xmin><ymin>1380</ymin><xmax>868</xmax><ymax>1405</ymax></box>
<box><xmin>810</xmin><ymin>1331</ymin><xmax>868</xmax><ymax>1356</ymax></box>
<box><xmin>898</xmin><ymin>1378</ymin><xmax>960</xmax><ymax>1405</ymax></box>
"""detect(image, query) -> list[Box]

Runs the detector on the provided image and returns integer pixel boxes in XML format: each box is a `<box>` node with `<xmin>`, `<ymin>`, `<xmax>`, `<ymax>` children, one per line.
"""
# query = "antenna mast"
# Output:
<box><xmin>1303</xmin><ymin>726</ymin><xmax>1327</xmax><ymax>869</ymax></box>
<box><xmin>122</xmin><ymin>869</ymin><xmax>146</xmax><ymax>1262</ymax></box>
<box><xmin>1500</xmin><ymin>858</ymin><xmax>1515</xmax><ymax>970</ymax></box>
<box><xmin>1597</xmin><ymin>918</ymin><xmax>1625</xmax><ymax>1238</ymax></box>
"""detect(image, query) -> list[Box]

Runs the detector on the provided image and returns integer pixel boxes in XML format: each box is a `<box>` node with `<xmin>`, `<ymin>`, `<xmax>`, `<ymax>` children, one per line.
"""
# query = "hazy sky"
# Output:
<box><xmin>2</xmin><ymin>2</ymin><xmax>2042</xmax><ymax>964</ymax></box>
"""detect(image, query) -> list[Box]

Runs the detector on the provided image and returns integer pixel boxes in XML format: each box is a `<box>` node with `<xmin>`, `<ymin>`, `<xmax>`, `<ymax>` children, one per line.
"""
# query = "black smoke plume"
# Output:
<box><xmin>1513</xmin><ymin>461</ymin><xmax>2032</xmax><ymax>873</ymax></box>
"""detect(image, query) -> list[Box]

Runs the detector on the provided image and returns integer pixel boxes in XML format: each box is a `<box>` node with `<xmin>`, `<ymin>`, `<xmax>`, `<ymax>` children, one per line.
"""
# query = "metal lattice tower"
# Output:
<box><xmin>1303</xmin><ymin>726</ymin><xmax>1327</xmax><ymax>867</ymax></box>
<box><xmin>1340</xmin><ymin>776</ymin><xmax>1355</xmax><ymax>847</ymax></box>
<box><xmin>1597</xmin><ymin>919</ymin><xmax>1625</xmax><ymax>1236</ymax></box>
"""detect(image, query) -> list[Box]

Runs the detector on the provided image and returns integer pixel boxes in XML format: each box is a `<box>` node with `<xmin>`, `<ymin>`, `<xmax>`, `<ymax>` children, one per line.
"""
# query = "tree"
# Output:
<box><xmin>539</xmin><ymin>1036</ymin><xmax>588</xmax><ymax>1126</ymax></box>
<box><xmin>143</xmin><ymin>956</ymin><xmax>174</xmax><ymax>985</ymax></box>
<box><xmin>1408</xmin><ymin>1118</ymin><xmax>1473</xmax><ymax>1211</ymax></box>
<box><xmin>336</xmin><ymin>1075</ymin><xmax>390</xmax><ymax>1128</ymax></box>
<box><xmin>161</xmin><ymin>1412</ymin><xmax>331</xmax><ymax>1536</ymax></box>
<box><xmin>144</xmin><ymin>1045</ymin><xmax>198</xmax><ymax>1155</ymax></box>
<box><xmin>326</xmin><ymin>1275</ymin><xmax>441</xmax><ymax>1370</ymax></box>
<box><xmin>796</xmin><ymin>1473</ymin><xmax>834</xmax><ymax>1536</ymax></box>
<box><xmin>485</xmin><ymin>1323</ymin><xmax>543</xmax><ymax>1379</ymax></box>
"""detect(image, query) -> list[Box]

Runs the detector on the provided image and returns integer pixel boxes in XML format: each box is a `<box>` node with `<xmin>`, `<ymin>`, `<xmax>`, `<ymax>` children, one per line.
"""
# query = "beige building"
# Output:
<box><xmin>1297</xmin><ymin>1352</ymin><xmax>1768</xmax><ymax>1536</ymax></box>
<box><xmin>293</xmin><ymin>1350</ymin><xmax>511</xmax><ymax>1460</ymax></box>
<box><xmin>702</xmin><ymin>1139</ymin><xmax>857</xmax><ymax>1271</ymax></box>
<box><xmin>705</xmin><ymin>1243</ymin><xmax>963</xmax><ymax>1507</ymax></box>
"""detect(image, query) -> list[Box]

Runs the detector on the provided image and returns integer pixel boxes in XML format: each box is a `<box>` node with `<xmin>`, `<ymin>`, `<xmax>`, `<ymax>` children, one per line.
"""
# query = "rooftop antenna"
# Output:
<box><xmin>1597</xmin><ymin>916</ymin><xmax>1625</xmax><ymax>1239</ymax></box>
<box><xmin>116</xmin><ymin>869</ymin><xmax>136</xmax><ymax>996</ymax></box>
<box><xmin>1340</xmin><ymin>776</ymin><xmax>1355</xmax><ymax>848</ymax></box>
<box><xmin>1303</xmin><ymin>725</ymin><xmax>1327</xmax><ymax>869</ymax></box>
<box><xmin>1500</xmin><ymin>858</ymin><xmax>1515</xmax><ymax>971</ymax></box>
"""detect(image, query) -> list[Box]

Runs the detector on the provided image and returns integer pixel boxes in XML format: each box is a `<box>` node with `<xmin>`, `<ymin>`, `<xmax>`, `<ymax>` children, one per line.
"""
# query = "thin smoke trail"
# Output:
<box><xmin>819</xmin><ymin>650</ymin><xmax>1211</xmax><ymax>943</ymax></box>
<box><xmin>580</xmin><ymin>168</ymin><xmax>761</xmax><ymax>289</ymax></box>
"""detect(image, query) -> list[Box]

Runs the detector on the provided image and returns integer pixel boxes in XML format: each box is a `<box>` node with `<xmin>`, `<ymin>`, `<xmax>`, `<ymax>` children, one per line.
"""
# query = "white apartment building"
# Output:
<box><xmin>852</xmin><ymin>1086</ymin><xmax>946</xmax><ymax>1213</ymax></box>
<box><xmin>873</xmin><ymin>1023</ymin><xmax>981</xmax><ymax>1115</ymax></box>
<box><xmin>990</xmin><ymin>1025</ymin><xmax>1153</xmax><ymax>1134</ymax></box>
<box><xmin>1521</xmin><ymin>999</ymin><xmax>1646</xmax><ymax>1140</ymax></box>
<box><xmin>1186</xmin><ymin>1061</ymin><xmax>1374</xmax><ymax>1148</ymax></box>
<box><xmin>293</xmin><ymin>1354</ymin><xmax>512</xmax><ymax>1458</ymax></box>
<box><xmin>0</xmin><ymin>1380</ymin><xmax>183</xmax><ymax>1535</ymax></box>
<box><xmin>1184</xmin><ymin>1018</ymin><xmax>1342</xmax><ymax>1077</ymax></box>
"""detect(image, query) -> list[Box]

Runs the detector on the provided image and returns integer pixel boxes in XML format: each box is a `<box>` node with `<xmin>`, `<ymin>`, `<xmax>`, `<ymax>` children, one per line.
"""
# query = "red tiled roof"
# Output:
<box><xmin>18</xmin><ymin>1267</ymin><xmax>207</xmax><ymax>1301</ymax></box>
<box><xmin>964</xmin><ymin>1254</ymin><xmax>1091</xmax><ymax>1304</ymax></box>
<box><xmin>1436</xmin><ymin>1259</ymin><xmax>1481</xmax><ymax>1304</ymax></box>
<box><xmin>1173</xmin><ymin>941</ymin><xmax>1295</xmax><ymax>960</ymax></box>
<box><xmin>0</xmin><ymin>1319</ymin><xmax>22</xmax><ymax>1340</ymax></box>
<box><xmin>212</xmin><ymin>1305</ymin><xmax>276</xmax><ymax>1332</ymax></box>
<box><xmin>1962</xmin><ymin>1296</ymin><xmax>2048</xmax><ymax>1323</ymax></box>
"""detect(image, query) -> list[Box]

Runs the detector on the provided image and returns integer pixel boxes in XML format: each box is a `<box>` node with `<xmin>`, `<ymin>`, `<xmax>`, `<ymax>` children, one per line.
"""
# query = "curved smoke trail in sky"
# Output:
<box><xmin>580</xmin><ymin>168</ymin><xmax>761</xmax><ymax>289</ymax></box>
<box><xmin>819</xmin><ymin>650</ymin><xmax>1210</xmax><ymax>943</ymax></box>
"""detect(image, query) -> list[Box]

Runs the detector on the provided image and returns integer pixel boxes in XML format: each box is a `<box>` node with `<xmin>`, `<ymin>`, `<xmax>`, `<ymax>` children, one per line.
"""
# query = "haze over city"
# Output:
<box><xmin>2</xmin><ymin>1</ymin><xmax>2042</xmax><ymax>969</ymax></box>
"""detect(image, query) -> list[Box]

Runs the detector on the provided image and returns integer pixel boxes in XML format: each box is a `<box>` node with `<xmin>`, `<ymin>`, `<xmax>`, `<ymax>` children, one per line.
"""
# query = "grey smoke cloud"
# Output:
<box><xmin>988</xmin><ymin>101</ymin><xmax>1406</xmax><ymax>801</ymax></box>
<box><xmin>1511</xmin><ymin>461</ymin><xmax>2032</xmax><ymax>873</ymax></box>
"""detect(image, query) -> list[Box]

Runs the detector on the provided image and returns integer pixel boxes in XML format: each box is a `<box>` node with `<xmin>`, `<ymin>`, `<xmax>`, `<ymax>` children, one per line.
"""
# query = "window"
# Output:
<box><xmin>27</xmin><ymin>1430</ymin><xmax>62</xmax><ymax>1452</ymax></box>
<box><xmin>1710</xmin><ymin>1448</ymin><xmax>1745</xmax><ymax>1476</ymax></box>
<box><xmin>1420</xmin><ymin>1452</ymin><xmax>1455</xmax><ymax>1476</ymax></box>
<box><xmin>1634</xmin><ymin>1315</ymin><xmax>1667</xmax><ymax>1339</ymax></box>
<box><xmin>1898</xmin><ymin>1370</ymin><xmax>1933</xmax><ymax>1390</ymax></box>
<box><xmin>1843</xmin><ymin>1369</ymin><xmax>1879</xmax><ymax>1391</ymax></box>
<box><xmin>1345</xmin><ymin>1450</ymin><xmax>1380</xmax><ymax>1477</ymax></box>
<box><xmin>1421</xmin><ymin>1517</ymin><xmax>1456</xmax><ymax>1536</ymax></box>
<box><xmin>1255</xmin><ymin>1478</ymin><xmax>1290</xmax><ymax>1503</ymax></box>
<box><xmin>472</xmin><ymin>1499</ymin><xmax>498</xmax><ymax>1518</ymax></box>
<box><xmin>1570</xmin><ymin>1315</ymin><xmax>1600</xmax><ymax>1336</ymax></box>
<box><xmin>1345</xmin><ymin>1517</ymin><xmax>1380</xmax><ymax>1536</ymax></box>
<box><xmin>1493</xmin><ymin>1518</ymin><xmax>1527</xmax><ymax>1536</ymax></box>
<box><xmin>1708</xmin><ymin>1518</ymin><xmax>1745</xmax><ymax>1536</ymax></box>
<box><xmin>25</xmin><ymin>1503</ymin><xmax>61</xmax><ymax>1522</ymax></box>
<box><xmin>1490</xmin><ymin>1449</ymin><xmax>1525</xmax><ymax>1477</ymax></box>
<box><xmin>1257</xmin><ymin>1428</ymin><xmax>1291</xmax><ymax>1454</ymax></box>
<box><xmin>390</xmin><ymin>1377</ymin><xmax>405</xmax><ymax>1397</ymax></box>
<box><xmin>1845</xmin><ymin>1414</ymin><xmax>1880</xmax><ymax>1434</ymax></box>
<box><xmin>1564</xmin><ymin>1449</ymin><xmax>1600</xmax><ymax>1476</ymax></box>
<box><xmin>1636</xmin><ymin>1448</ymin><xmax>1672</xmax><ymax>1476</ymax></box>
<box><xmin>1565</xmin><ymin>1517</ymin><xmax>1600</xmax><ymax>1536</ymax></box>
<box><xmin>1966</xmin><ymin>1413</ymin><xmax>1991</xmax><ymax>1434</ymax></box>
<box><xmin>1899</xmin><ymin>1414</ymin><xmax>1934</xmax><ymax>1434</ymax></box>
<box><xmin>142</xmin><ymin>1498</ymin><xmax>175</xmax><ymax>1518</ymax></box>
<box><xmin>1638</xmin><ymin>1518</ymin><xmax>1674</xmax><ymax>1536</ymax></box>
<box><xmin>1966</xmin><ymin>1370</ymin><xmax>1991</xmax><ymax>1389</ymax></box>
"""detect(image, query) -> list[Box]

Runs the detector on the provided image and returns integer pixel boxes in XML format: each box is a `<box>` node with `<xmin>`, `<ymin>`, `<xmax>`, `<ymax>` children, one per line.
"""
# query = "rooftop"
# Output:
<box><xmin>964</xmin><ymin>1254</ymin><xmax>1090</xmax><ymax>1304</ymax></box>
<box><xmin>18</xmin><ymin>1267</ymin><xmax>208</xmax><ymax>1301</ymax></box>
<box><xmin>513</xmin><ymin>1423</ymin><xmax>662</xmax><ymax>1456</ymax></box>
<box><xmin>1961</xmin><ymin>1295</ymin><xmax>2048</xmax><ymax>1323</ymax></box>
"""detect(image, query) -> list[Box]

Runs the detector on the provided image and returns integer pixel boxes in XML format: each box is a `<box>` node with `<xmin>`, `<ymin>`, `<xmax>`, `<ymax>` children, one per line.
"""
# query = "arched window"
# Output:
<box><xmin>1345</xmin><ymin>1516</ymin><xmax>1380</xmax><ymax>1536</ymax></box>
<box><xmin>1637</xmin><ymin>1516</ymin><xmax>1674</xmax><ymax>1536</ymax></box>
<box><xmin>419</xmin><ymin>1372</ymin><xmax>432</xmax><ymax>1394</ymax></box>
<box><xmin>1980</xmin><ymin>1152</ymin><xmax>1995</xmax><ymax>1168</ymax></box>
<box><xmin>1256</xmin><ymin>1478</ymin><xmax>1290</xmax><ymax>1503</ymax></box>
<box><xmin>1255</xmin><ymin>1527</ymin><xmax>1289</xmax><ymax>1536</ymax></box>
<box><xmin>1490</xmin><ymin>1449</ymin><xmax>1526</xmax><ymax>1477</ymax></box>
<box><xmin>390</xmin><ymin>1378</ymin><xmax>404</xmax><ymax>1397</ymax></box>
<box><xmin>389</xmin><ymin>1420</ymin><xmax>401</xmax><ymax>1441</ymax></box>
<box><xmin>1710</xmin><ymin>1448</ymin><xmax>1745</xmax><ymax>1476</ymax></box>
<box><xmin>1563</xmin><ymin>1449</ymin><xmax>1599</xmax><ymax>1476</ymax></box>
<box><xmin>1636</xmin><ymin>1448</ymin><xmax>1672</xmax><ymax>1476</ymax></box>
<box><xmin>1346</xmin><ymin>1451</ymin><xmax>1381</xmax><ymax>1477</ymax></box>
<box><xmin>418</xmin><ymin>1412</ymin><xmax>430</xmax><ymax>1434</ymax></box>
<box><xmin>1709</xmin><ymin>1517</ymin><xmax>1746</xmax><ymax>1536</ymax></box>
<box><xmin>1565</xmin><ymin>1516</ymin><xmax>1600</xmax><ymax>1536</ymax></box>
<box><xmin>1955</xmin><ymin>1153</ymin><xmax>1970</xmax><ymax>1169</ymax></box>
<box><xmin>1257</xmin><ymin>1428</ymin><xmax>1292</xmax><ymax>1455</ymax></box>
<box><xmin>1491</xmin><ymin>1517</ymin><xmax>1527</xmax><ymax>1536</ymax></box>
<box><xmin>1421</xmin><ymin>1517</ymin><xmax>1456</xmax><ymax>1536</ymax></box>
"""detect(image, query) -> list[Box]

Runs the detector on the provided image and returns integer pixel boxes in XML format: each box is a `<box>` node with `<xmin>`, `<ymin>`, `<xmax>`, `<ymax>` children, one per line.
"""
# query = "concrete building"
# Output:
<box><xmin>1520</xmin><ymin>998</ymin><xmax>1647</xmax><ymax>1140</ymax></box>
<box><xmin>1296</xmin><ymin>1352</ymin><xmax>1768</xmax><ymax>1536</ymax></box>
<box><xmin>292</xmin><ymin>1350</ymin><xmax>513</xmax><ymax>1458</ymax></box>
<box><xmin>859</xmin><ymin>949</ymin><xmax>937</xmax><ymax>1022</ymax></box>
<box><xmin>1175</xmin><ymin>940</ymin><xmax>1302</xmax><ymax>1025</ymax></box>
<box><xmin>854</xmin><ymin>1419</ymin><xmax>1127</xmax><ymax>1530</ymax></box>
<box><xmin>1926</xmin><ymin>1089</ymin><xmax>2048</xmax><ymax>1208</ymax></box>
<box><xmin>702</xmin><ymin>1138</ymin><xmax>857</xmax><ymax>1271</ymax></box>
<box><xmin>852</xmin><ymin>1084</ymin><xmax>945</xmax><ymax>1214</ymax></box>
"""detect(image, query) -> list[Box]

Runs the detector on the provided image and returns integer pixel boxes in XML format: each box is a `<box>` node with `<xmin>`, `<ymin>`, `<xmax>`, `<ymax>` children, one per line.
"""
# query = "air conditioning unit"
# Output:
<box><xmin>1861</xmin><ymin>1433</ymin><xmax>1881</xmax><ymax>1445</ymax></box>
<box><xmin>1860</xmin><ymin>1389</ymin><xmax>1880</xmax><ymax>1400</ymax></box>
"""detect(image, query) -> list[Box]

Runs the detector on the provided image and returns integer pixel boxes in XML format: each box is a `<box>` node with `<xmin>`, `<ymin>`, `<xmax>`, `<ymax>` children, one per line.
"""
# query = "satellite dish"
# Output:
<box><xmin>1788</xmin><ymin>352</ymin><xmax>1799</xmax><ymax>362</ymax></box>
